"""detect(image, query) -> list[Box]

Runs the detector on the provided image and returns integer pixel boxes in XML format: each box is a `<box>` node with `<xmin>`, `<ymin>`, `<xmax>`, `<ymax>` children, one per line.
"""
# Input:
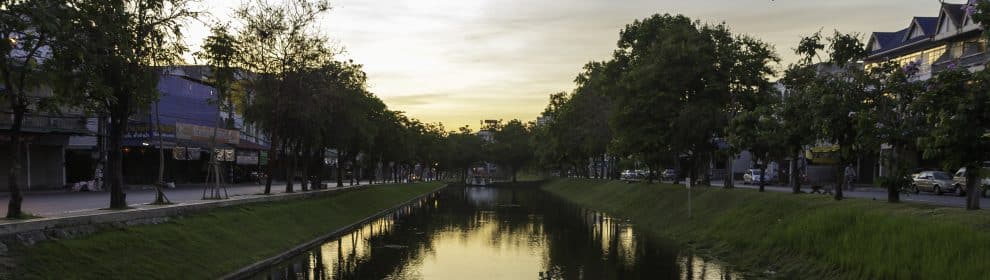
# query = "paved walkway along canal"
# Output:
<box><xmin>251</xmin><ymin>185</ymin><xmax>741</xmax><ymax>280</ymax></box>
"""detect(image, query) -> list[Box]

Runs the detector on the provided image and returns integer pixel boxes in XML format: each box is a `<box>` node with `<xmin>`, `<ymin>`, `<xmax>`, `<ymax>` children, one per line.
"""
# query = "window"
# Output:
<box><xmin>963</xmin><ymin>39</ymin><xmax>986</xmax><ymax>56</ymax></box>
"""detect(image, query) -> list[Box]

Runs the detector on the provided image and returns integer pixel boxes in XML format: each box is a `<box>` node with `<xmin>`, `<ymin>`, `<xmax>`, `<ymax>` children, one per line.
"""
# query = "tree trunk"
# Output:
<box><xmin>966</xmin><ymin>164</ymin><xmax>981</xmax><ymax>210</ymax></box>
<box><xmin>300</xmin><ymin>147</ymin><xmax>310</xmax><ymax>191</ymax></box>
<box><xmin>96</xmin><ymin>114</ymin><xmax>108</xmax><ymax>191</ymax></box>
<box><xmin>6</xmin><ymin>103</ymin><xmax>25</xmax><ymax>218</ymax></box>
<box><xmin>336</xmin><ymin>155</ymin><xmax>344</xmax><ymax>187</ymax></box>
<box><xmin>285</xmin><ymin>142</ymin><xmax>296</xmax><ymax>193</ymax></box>
<box><xmin>834</xmin><ymin>163</ymin><xmax>844</xmax><ymax>201</ymax></box>
<box><xmin>790</xmin><ymin>151</ymin><xmax>801</xmax><ymax>194</ymax></box>
<box><xmin>887</xmin><ymin>147</ymin><xmax>901</xmax><ymax>203</ymax></box>
<box><xmin>263</xmin><ymin>135</ymin><xmax>278</xmax><ymax>194</ymax></box>
<box><xmin>511</xmin><ymin>166</ymin><xmax>518</xmax><ymax>183</ymax></box>
<box><xmin>153</xmin><ymin>101</ymin><xmax>168</xmax><ymax>204</ymax></box>
<box><xmin>314</xmin><ymin>149</ymin><xmax>324</xmax><ymax>189</ymax></box>
<box><xmin>758</xmin><ymin>160</ymin><xmax>767</xmax><ymax>192</ymax></box>
<box><xmin>724</xmin><ymin>153</ymin><xmax>735</xmax><ymax>189</ymax></box>
<box><xmin>108</xmin><ymin>101</ymin><xmax>129</xmax><ymax>209</ymax></box>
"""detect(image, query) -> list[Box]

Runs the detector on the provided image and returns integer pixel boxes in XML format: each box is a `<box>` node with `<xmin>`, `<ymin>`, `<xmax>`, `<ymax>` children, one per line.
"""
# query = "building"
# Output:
<box><xmin>865</xmin><ymin>2</ymin><xmax>987</xmax><ymax>177</ymax></box>
<box><xmin>66</xmin><ymin>66</ymin><xmax>270</xmax><ymax>186</ymax></box>
<box><xmin>1</xmin><ymin>86</ymin><xmax>91</xmax><ymax>191</ymax></box>
<box><xmin>866</xmin><ymin>2</ymin><xmax>987</xmax><ymax>79</ymax></box>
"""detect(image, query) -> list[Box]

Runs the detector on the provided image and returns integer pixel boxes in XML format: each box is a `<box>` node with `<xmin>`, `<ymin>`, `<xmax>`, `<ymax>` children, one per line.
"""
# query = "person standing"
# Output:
<box><xmin>844</xmin><ymin>164</ymin><xmax>857</xmax><ymax>191</ymax></box>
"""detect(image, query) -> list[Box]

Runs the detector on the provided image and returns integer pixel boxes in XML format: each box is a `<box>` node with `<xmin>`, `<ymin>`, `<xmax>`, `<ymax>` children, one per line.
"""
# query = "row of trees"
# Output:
<box><xmin>0</xmin><ymin>0</ymin><xmax>529</xmax><ymax>218</ymax></box>
<box><xmin>2</xmin><ymin>0</ymin><xmax>200</xmax><ymax>217</ymax></box>
<box><xmin>534</xmin><ymin>14</ymin><xmax>778</xmax><ymax>186</ymax></box>
<box><xmin>534</xmin><ymin>7</ymin><xmax>990</xmax><ymax>211</ymax></box>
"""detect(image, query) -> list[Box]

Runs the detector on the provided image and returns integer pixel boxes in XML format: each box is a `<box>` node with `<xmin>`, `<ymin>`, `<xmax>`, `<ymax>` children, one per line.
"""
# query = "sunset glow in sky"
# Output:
<box><xmin>188</xmin><ymin>0</ymin><xmax>941</xmax><ymax>130</ymax></box>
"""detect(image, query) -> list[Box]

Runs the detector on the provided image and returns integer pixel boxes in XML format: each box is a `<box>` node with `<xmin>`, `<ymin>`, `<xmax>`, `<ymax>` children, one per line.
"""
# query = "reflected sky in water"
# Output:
<box><xmin>253</xmin><ymin>186</ymin><xmax>742</xmax><ymax>280</ymax></box>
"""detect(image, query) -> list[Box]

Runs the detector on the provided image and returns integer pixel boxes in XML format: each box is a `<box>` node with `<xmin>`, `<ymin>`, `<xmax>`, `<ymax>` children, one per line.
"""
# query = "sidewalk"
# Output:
<box><xmin>0</xmin><ymin>180</ymin><xmax>376</xmax><ymax>218</ymax></box>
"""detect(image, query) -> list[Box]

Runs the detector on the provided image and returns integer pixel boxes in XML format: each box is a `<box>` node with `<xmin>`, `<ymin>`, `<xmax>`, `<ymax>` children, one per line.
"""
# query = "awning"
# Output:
<box><xmin>235</xmin><ymin>140</ymin><xmax>269</xmax><ymax>151</ymax></box>
<box><xmin>124</xmin><ymin>138</ymin><xmax>233</xmax><ymax>149</ymax></box>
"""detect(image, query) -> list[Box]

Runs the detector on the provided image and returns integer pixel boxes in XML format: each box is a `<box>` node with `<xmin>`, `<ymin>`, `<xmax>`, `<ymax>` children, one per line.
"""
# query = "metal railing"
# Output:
<box><xmin>0</xmin><ymin>113</ymin><xmax>88</xmax><ymax>132</ymax></box>
<box><xmin>933</xmin><ymin>52</ymin><xmax>989</xmax><ymax>73</ymax></box>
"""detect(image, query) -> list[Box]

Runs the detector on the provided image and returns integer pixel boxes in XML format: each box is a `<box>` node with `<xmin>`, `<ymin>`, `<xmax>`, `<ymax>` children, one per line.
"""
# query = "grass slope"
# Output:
<box><xmin>10</xmin><ymin>182</ymin><xmax>443</xmax><ymax>279</ymax></box>
<box><xmin>543</xmin><ymin>179</ymin><xmax>990</xmax><ymax>279</ymax></box>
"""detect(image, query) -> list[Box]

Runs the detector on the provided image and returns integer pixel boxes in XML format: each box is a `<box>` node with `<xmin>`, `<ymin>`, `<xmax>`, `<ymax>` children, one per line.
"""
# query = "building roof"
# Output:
<box><xmin>941</xmin><ymin>3</ymin><xmax>967</xmax><ymax>28</ymax></box>
<box><xmin>913</xmin><ymin>17</ymin><xmax>939</xmax><ymax>36</ymax></box>
<box><xmin>865</xmin><ymin>5</ymin><xmax>958</xmax><ymax>60</ymax></box>
<box><xmin>871</xmin><ymin>29</ymin><xmax>908</xmax><ymax>52</ymax></box>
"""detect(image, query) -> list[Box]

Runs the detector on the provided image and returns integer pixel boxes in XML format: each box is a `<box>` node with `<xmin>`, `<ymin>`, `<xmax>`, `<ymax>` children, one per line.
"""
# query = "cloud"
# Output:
<box><xmin>187</xmin><ymin>0</ymin><xmax>947</xmax><ymax>129</ymax></box>
<box><xmin>382</xmin><ymin>93</ymin><xmax>450</xmax><ymax>106</ymax></box>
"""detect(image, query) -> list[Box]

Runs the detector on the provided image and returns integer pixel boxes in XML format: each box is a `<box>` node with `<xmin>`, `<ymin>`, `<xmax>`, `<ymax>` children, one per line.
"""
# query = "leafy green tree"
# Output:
<box><xmin>719</xmin><ymin>33</ymin><xmax>780</xmax><ymax>188</ymax></box>
<box><xmin>0</xmin><ymin>0</ymin><xmax>67</xmax><ymax>218</ymax></box>
<box><xmin>609</xmin><ymin>14</ymin><xmax>703</xmax><ymax>181</ymax></box>
<box><xmin>571</xmin><ymin>61</ymin><xmax>617</xmax><ymax>179</ymax></box>
<box><xmin>728</xmin><ymin>105</ymin><xmax>786</xmax><ymax>192</ymax></box>
<box><xmin>779</xmin><ymin>65</ymin><xmax>820</xmax><ymax>194</ymax></box>
<box><xmin>918</xmin><ymin>69</ymin><xmax>990</xmax><ymax>210</ymax></box>
<box><xmin>65</xmin><ymin>0</ymin><xmax>197</xmax><ymax>209</ymax></box>
<box><xmin>195</xmin><ymin>26</ymin><xmax>239</xmax><ymax>200</ymax></box>
<box><xmin>491</xmin><ymin>120</ymin><xmax>533</xmax><ymax>182</ymax></box>
<box><xmin>234</xmin><ymin>0</ymin><xmax>332</xmax><ymax>194</ymax></box>
<box><xmin>610</xmin><ymin>14</ymin><xmax>733</xmax><ymax>184</ymax></box>
<box><xmin>447</xmin><ymin>126</ymin><xmax>485</xmax><ymax>182</ymax></box>
<box><xmin>859</xmin><ymin>63</ymin><xmax>926</xmax><ymax>203</ymax></box>
<box><xmin>796</xmin><ymin>31</ymin><xmax>870</xmax><ymax>201</ymax></box>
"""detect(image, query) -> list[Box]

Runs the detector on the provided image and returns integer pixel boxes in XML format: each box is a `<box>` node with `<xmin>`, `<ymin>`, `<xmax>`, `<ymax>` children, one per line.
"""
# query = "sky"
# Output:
<box><xmin>185</xmin><ymin>0</ymin><xmax>945</xmax><ymax>130</ymax></box>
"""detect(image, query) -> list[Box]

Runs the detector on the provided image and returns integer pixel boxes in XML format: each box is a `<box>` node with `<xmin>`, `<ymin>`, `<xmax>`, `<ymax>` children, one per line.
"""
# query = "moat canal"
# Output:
<box><xmin>251</xmin><ymin>185</ymin><xmax>741</xmax><ymax>279</ymax></box>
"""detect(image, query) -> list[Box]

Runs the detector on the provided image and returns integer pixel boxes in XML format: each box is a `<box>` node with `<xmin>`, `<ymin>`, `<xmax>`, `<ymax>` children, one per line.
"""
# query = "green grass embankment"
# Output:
<box><xmin>10</xmin><ymin>182</ymin><xmax>444</xmax><ymax>279</ymax></box>
<box><xmin>543</xmin><ymin>179</ymin><xmax>990</xmax><ymax>279</ymax></box>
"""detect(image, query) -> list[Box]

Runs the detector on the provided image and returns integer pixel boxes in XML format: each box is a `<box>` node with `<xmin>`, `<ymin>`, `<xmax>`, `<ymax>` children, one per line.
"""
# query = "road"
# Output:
<box><xmin>0</xmin><ymin>181</ymin><xmax>378</xmax><ymax>217</ymax></box>
<box><xmin>2</xmin><ymin>178</ymin><xmax>986</xmax><ymax>218</ymax></box>
<box><xmin>715</xmin><ymin>180</ymin><xmax>990</xmax><ymax>208</ymax></box>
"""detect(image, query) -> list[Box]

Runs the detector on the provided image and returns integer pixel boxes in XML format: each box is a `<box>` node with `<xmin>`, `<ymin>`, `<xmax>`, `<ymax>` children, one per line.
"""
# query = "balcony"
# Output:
<box><xmin>933</xmin><ymin>52</ymin><xmax>989</xmax><ymax>73</ymax></box>
<box><xmin>0</xmin><ymin>113</ymin><xmax>90</xmax><ymax>134</ymax></box>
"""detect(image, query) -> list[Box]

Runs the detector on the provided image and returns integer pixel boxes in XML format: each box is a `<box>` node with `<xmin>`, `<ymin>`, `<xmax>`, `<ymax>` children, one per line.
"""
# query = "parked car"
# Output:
<box><xmin>952</xmin><ymin>167</ymin><xmax>990</xmax><ymax>197</ymax></box>
<box><xmin>661</xmin><ymin>169</ymin><xmax>677</xmax><ymax>181</ymax></box>
<box><xmin>743</xmin><ymin>169</ymin><xmax>764</xmax><ymax>185</ymax></box>
<box><xmin>621</xmin><ymin>170</ymin><xmax>637</xmax><ymax>181</ymax></box>
<box><xmin>911</xmin><ymin>170</ymin><xmax>957</xmax><ymax>195</ymax></box>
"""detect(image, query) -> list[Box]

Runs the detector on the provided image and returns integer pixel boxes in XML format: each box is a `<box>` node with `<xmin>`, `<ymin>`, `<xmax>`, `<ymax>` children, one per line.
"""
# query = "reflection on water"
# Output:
<box><xmin>252</xmin><ymin>186</ymin><xmax>742</xmax><ymax>280</ymax></box>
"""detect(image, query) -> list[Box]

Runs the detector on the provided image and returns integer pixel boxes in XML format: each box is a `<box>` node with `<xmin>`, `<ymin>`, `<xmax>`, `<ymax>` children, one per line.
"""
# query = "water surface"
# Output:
<box><xmin>252</xmin><ymin>185</ymin><xmax>741</xmax><ymax>280</ymax></box>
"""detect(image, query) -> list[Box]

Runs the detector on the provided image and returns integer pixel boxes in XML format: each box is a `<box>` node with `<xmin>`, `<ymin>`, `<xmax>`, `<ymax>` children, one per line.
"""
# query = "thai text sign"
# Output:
<box><xmin>176</xmin><ymin>123</ymin><xmax>239</xmax><ymax>145</ymax></box>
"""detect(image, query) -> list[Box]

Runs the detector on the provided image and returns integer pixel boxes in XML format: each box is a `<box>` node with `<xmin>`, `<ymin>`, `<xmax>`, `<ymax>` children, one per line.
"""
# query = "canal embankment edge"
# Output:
<box><xmin>4</xmin><ymin>182</ymin><xmax>445</xmax><ymax>279</ymax></box>
<box><xmin>221</xmin><ymin>183</ymin><xmax>449</xmax><ymax>280</ymax></box>
<box><xmin>541</xmin><ymin>179</ymin><xmax>990</xmax><ymax>280</ymax></box>
<box><xmin>0</xmin><ymin>185</ymin><xmax>373</xmax><ymax>251</ymax></box>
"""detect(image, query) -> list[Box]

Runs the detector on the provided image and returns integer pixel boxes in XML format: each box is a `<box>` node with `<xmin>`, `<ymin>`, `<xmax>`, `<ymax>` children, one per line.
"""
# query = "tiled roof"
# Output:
<box><xmin>867</xmin><ymin>16</ymin><xmax>938</xmax><ymax>57</ymax></box>
<box><xmin>942</xmin><ymin>3</ymin><xmax>967</xmax><ymax>27</ymax></box>
<box><xmin>914</xmin><ymin>17</ymin><xmax>938</xmax><ymax>35</ymax></box>
<box><xmin>870</xmin><ymin>28</ymin><xmax>909</xmax><ymax>55</ymax></box>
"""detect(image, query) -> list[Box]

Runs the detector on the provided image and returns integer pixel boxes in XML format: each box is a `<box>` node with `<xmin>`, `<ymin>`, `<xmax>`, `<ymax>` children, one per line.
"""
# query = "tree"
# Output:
<box><xmin>491</xmin><ymin>119</ymin><xmax>533</xmax><ymax>182</ymax></box>
<box><xmin>571</xmin><ymin>61</ymin><xmax>617</xmax><ymax>179</ymax></box>
<box><xmin>861</xmin><ymin>62</ymin><xmax>926</xmax><ymax>203</ymax></box>
<box><xmin>196</xmin><ymin>25</ymin><xmax>240</xmax><ymax>199</ymax></box>
<box><xmin>728</xmin><ymin>105</ymin><xmax>786</xmax><ymax>192</ymax></box>
<box><xmin>0</xmin><ymin>0</ymin><xmax>66</xmax><ymax>218</ymax></box>
<box><xmin>66</xmin><ymin>0</ymin><xmax>197</xmax><ymax>209</ymax></box>
<box><xmin>719</xmin><ymin>33</ymin><xmax>780</xmax><ymax>189</ymax></box>
<box><xmin>796</xmin><ymin>31</ymin><xmax>870</xmax><ymax>201</ymax></box>
<box><xmin>235</xmin><ymin>0</ymin><xmax>332</xmax><ymax>194</ymax></box>
<box><xmin>610</xmin><ymin>14</ymin><xmax>712</xmax><ymax>182</ymax></box>
<box><xmin>918</xmin><ymin>68</ymin><xmax>990</xmax><ymax>210</ymax></box>
<box><xmin>778</xmin><ymin>65</ymin><xmax>819</xmax><ymax>194</ymax></box>
<box><xmin>447</xmin><ymin>126</ymin><xmax>485</xmax><ymax>182</ymax></box>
